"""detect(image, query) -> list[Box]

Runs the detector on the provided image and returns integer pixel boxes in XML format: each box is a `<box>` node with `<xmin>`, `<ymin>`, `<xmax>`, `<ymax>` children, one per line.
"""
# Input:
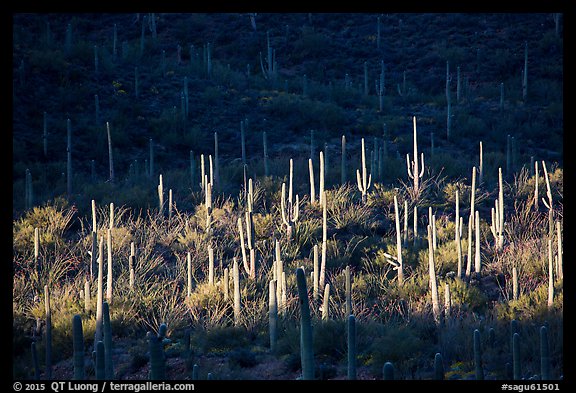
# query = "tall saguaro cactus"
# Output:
<box><xmin>296</xmin><ymin>267</ymin><xmax>314</xmax><ymax>380</ymax></box>
<box><xmin>103</xmin><ymin>301</ymin><xmax>114</xmax><ymax>379</ymax></box>
<box><xmin>406</xmin><ymin>116</ymin><xmax>424</xmax><ymax>197</ymax></box>
<box><xmin>540</xmin><ymin>325</ymin><xmax>551</xmax><ymax>380</ymax></box>
<box><xmin>356</xmin><ymin>138</ymin><xmax>371</xmax><ymax>203</ymax></box>
<box><xmin>490</xmin><ymin>168</ymin><xmax>505</xmax><ymax>251</ymax></box>
<box><xmin>394</xmin><ymin>195</ymin><xmax>404</xmax><ymax>284</ymax></box>
<box><xmin>347</xmin><ymin>314</ymin><xmax>357</xmax><ymax>380</ymax></box>
<box><xmin>280</xmin><ymin>159</ymin><xmax>299</xmax><ymax>240</ymax></box>
<box><xmin>72</xmin><ymin>314</ymin><xmax>85</xmax><ymax>380</ymax></box>
<box><xmin>94</xmin><ymin>235</ymin><xmax>104</xmax><ymax>349</ymax></box>
<box><xmin>106</xmin><ymin>122</ymin><xmax>114</xmax><ymax>183</ymax></box>
<box><xmin>541</xmin><ymin>161</ymin><xmax>554</xmax><ymax>237</ymax></box>
<box><xmin>269</xmin><ymin>280</ymin><xmax>278</xmax><ymax>353</ymax></box>
<box><xmin>44</xmin><ymin>285</ymin><xmax>52</xmax><ymax>379</ymax></box>
<box><xmin>147</xmin><ymin>324</ymin><xmax>168</xmax><ymax>380</ymax></box>
<box><xmin>233</xmin><ymin>257</ymin><xmax>241</xmax><ymax>326</ymax></box>
<box><xmin>474</xmin><ymin>329</ymin><xmax>484</xmax><ymax>380</ymax></box>
<box><xmin>427</xmin><ymin>225</ymin><xmax>441</xmax><ymax>325</ymax></box>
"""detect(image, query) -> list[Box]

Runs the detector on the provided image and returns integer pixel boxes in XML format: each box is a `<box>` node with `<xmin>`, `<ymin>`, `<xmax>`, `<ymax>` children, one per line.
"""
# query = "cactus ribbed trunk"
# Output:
<box><xmin>44</xmin><ymin>285</ymin><xmax>52</xmax><ymax>379</ymax></box>
<box><xmin>95</xmin><ymin>341</ymin><xmax>105</xmax><ymax>380</ymax></box>
<box><xmin>296</xmin><ymin>267</ymin><xmax>314</xmax><ymax>380</ymax></box>
<box><xmin>434</xmin><ymin>352</ymin><xmax>444</xmax><ymax>380</ymax></box>
<box><xmin>347</xmin><ymin>314</ymin><xmax>356</xmax><ymax>380</ymax></box>
<box><xmin>513</xmin><ymin>332</ymin><xmax>521</xmax><ymax>380</ymax></box>
<box><xmin>148</xmin><ymin>324</ymin><xmax>167</xmax><ymax>380</ymax></box>
<box><xmin>394</xmin><ymin>195</ymin><xmax>404</xmax><ymax>284</ymax></box>
<box><xmin>344</xmin><ymin>266</ymin><xmax>352</xmax><ymax>317</ymax></box>
<box><xmin>383</xmin><ymin>362</ymin><xmax>394</xmax><ymax>380</ymax></box>
<box><xmin>233</xmin><ymin>257</ymin><xmax>241</xmax><ymax>325</ymax></box>
<box><xmin>540</xmin><ymin>325</ymin><xmax>551</xmax><ymax>380</ymax></box>
<box><xmin>474</xmin><ymin>329</ymin><xmax>484</xmax><ymax>380</ymax></box>
<box><xmin>427</xmin><ymin>225</ymin><xmax>440</xmax><ymax>325</ymax></box>
<box><xmin>103</xmin><ymin>302</ymin><xmax>114</xmax><ymax>379</ymax></box>
<box><xmin>269</xmin><ymin>280</ymin><xmax>278</xmax><ymax>352</ymax></box>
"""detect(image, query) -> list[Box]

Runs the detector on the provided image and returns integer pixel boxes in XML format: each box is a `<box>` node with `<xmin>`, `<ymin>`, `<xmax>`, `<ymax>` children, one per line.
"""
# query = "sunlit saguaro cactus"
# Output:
<box><xmin>427</xmin><ymin>224</ymin><xmax>441</xmax><ymax>325</ymax></box>
<box><xmin>280</xmin><ymin>159</ymin><xmax>299</xmax><ymax>240</ymax></box>
<box><xmin>321</xmin><ymin>283</ymin><xmax>330</xmax><ymax>321</ymax></box>
<box><xmin>308</xmin><ymin>158</ymin><xmax>316</xmax><ymax>204</ymax></box>
<box><xmin>541</xmin><ymin>161</ymin><xmax>554</xmax><ymax>236</ymax></box>
<box><xmin>356</xmin><ymin>138</ymin><xmax>371</xmax><ymax>203</ymax></box>
<box><xmin>406</xmin><ymin>116</ymin><xmax>424</xmax><ymax>197</ymax></box>
<box><xmin>233</xmin><ymin>257</ymin><xmax>241</xmax><ymax>325</ymax></box>
<box><xmin>490</xmin><ymin>168</ymin><xmax>505</xmax><ymax>251</ymax></box>
<box><xmin>394</xmin><ymin>195</ymin><xmax>404</xmax><ymax>284</ymax></box>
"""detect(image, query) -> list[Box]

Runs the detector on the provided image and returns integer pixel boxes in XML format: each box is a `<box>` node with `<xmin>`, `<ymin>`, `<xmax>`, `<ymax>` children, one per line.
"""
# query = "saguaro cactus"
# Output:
<box><xmin>541</xmin><ymin>161</ymin><xmax>554</xmax><ymax>236</ymax></box>
<box><xmin>513</xmin><ymin>332</ymin><xmax>521</xmax><ymax>380</ymax></box>
<box><xmin>308</xmin><ymin>158</ymin><xmax>316</xmax><ymax>204</ymax></box>
<box><xmin>383</xmin><ymin>362</ymin><xmax>395</xmax><ymax>380</ymax></box>
<box><xmin>428</xmin><ymin>225</ymin><xmax>441</xmax><ymax>325</ymax></box>
<box><xmin>233</xmin><ymin>257</ymin><xmax>241</xmax><ymax>325</ymax></box>
<box><xmin>147</xmin><ymin>324</ymin><xmax>168</xmax><ymax>380</ymax></box>
<box><xmin>296</xmin><ymin>267</ymin><xmax>314</xmax><ymax>380</ymax></box>
<box><xmin>103</xmin><ymin>302</ymin><xmax>114</xmax><ymax>379</ymax></box>
<box><xmin>344</xmin><ymin>266</ymin><xmax>352</xmax><ymax>317</ymax></box>
<box><xmin>95</xmin><ymin>341</ymin><xmax>105</xmax><ymax>380</ymax></box>
<box><xmin>556</xmin><ymin>221</ymin><xmax>563</xmax><ymax>280</ymax></box>
<box><xmin>95</xmin><ymin>235</ymin><xmax>104</xmax><ymax>348</ymax></box>
<box><xmin>321</xmin><ymin>283</ymin><xmax>330</xmax><ymax>321</ymax></box>
<box><xmin>280</xmin><ymin>160</ymin><xmax>299</xmax><ymax>240</ymax></box>
<box><xmin>406</xmin><ymin>116</ymin><xmax>424</xmax><ymax>197</ymax></box>
<box><xmin>347</xmin><ymin>314</ymin><xmax>357</xmax><ymax>380</ymax></box>
<box><xmin>547</xmin><ymin>239</ymin><xmax>554</xmax><ymax>309</ymax></box>
<box><xmin>269</xmin><ymin>280</ymin><xmax>278</xmax><ymax>352</ymax></box>
<box><xmin>540</xmin><ymin>325</ymin><xmax>551</xmax><ymax>380</ymax></box>
<box><xmin>474</xmin><ymin>329</ymin><xmax>484</xmax><ymax>380</ymax></box>
<box><xmin>356</xmin><ymin>138</ymin><xmax>372</xmax><ymax>202</ymax></box>
<box><xmin>434</xmin><ymin>352</ymin><xmax>445</xmax><ymax>380</ymax></box>
<box><xmin>394</xmin><ymin>195</ymin><xmax>404</xmax><ymax>284</ymax></box>
<box><xmin>44</xmin><ymin>285</ymin><xmax>52</xmax><ymax>379</ymax></box>
<box><xmin>490</xmin><ymin>168</ymin><xmax>505</xmax><ymax>251</ymax></box>
<box><xmin>106</xmin><ymin>122</ymin><xmax>114</xmax><ymax>183</ymax></box>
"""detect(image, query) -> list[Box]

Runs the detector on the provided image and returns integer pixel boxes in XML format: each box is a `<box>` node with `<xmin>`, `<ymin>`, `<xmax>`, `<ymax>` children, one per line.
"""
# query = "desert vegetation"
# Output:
<box><xmin>12</xmin><ymin>13</ymin><xmax>562</xmax><ymax>380</ymax></box>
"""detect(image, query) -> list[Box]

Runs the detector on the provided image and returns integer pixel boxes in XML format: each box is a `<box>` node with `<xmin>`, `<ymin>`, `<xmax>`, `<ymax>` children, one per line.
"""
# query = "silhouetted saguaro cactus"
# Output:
<box><xmin>347</xmin><ymin>314</ymin><xmax>356</xmax><ymax>380</ymax></box>
<box><xmin>72</xmin><ymin>315</ymin><xmax>84</xmax><ymax>380</ymax></box>
<box><xmin>513</xmin><ymin>332</ymin><xmax>521</xmax><ymax>380</ymax></box>
<box><xmin>296</xmin><ymin>267</ymin><xmax>314</xmax><ymax>380</ymax></box>
<box><xmin>383</xmin><ymin>362</ymin><xmax>394</xmax><ymax>380</ymax></box>
<box><xmin>95</xmin><ymin>341</ymin><xmax>105</xmax><ymax>380</ymax></box>
<box><xmin>44</xmin><ymin>285</ymin><xmax>52</xmax><ymax>379</ymax></box>
<box><xmin>148</xmin><ymin>324</ymin><xmax>168</xmax><ymax>380</ymax></box>
<box><xmin>474</xmin><ymin>329</ymin><xmax>484</xmax><ymax>380</ymax></box>
<box><xmin>103</xmin><ymin>302</ymin><xmax>114</xmax><ymax>379</ymax></box>
<box><xmin>540</xmin><ymin>325</ymin><xmax>551</xmax><ymax>380</ymax></box>
<box><xmin>434</xmin><ymin>352</ymin><xmax>445</xmax><ymax>380</ymax></box>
